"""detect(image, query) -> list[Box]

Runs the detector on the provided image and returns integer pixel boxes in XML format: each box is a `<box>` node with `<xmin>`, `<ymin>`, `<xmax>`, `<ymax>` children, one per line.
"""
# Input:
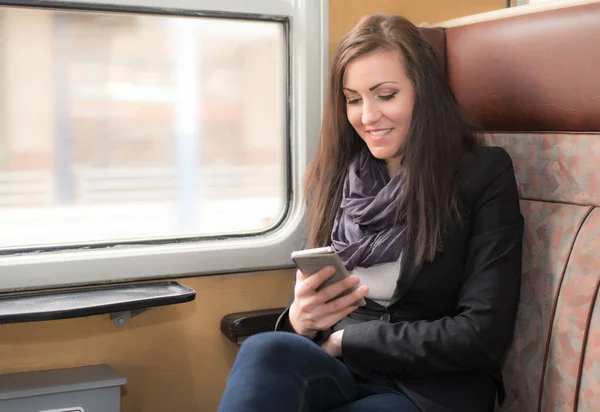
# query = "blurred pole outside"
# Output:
<box><xmin>173</xmin><ymin>17</ymin><xmax>200</xmax><ymax>232</ymax></box>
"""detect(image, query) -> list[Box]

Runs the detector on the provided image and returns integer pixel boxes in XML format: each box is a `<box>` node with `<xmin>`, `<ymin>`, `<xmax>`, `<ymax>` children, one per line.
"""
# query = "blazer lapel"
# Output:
<box><xmin>388</xmin><ymin>246</ymin><xmax>422</xmax><ymax>307</ymax></box>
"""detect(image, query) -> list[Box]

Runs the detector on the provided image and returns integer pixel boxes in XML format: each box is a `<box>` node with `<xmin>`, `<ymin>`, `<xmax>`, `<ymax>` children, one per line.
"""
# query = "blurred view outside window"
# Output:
<box><xmin>0</xmin><ymin>7</ymin><xmax>286</xmax><ymax>248</ymax></box>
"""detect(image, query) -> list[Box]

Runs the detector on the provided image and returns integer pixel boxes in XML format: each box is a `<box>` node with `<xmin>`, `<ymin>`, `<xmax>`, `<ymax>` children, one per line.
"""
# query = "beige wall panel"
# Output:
<box><xmin>0</xmin><ymin>270</ymin><xmax>294</xmax><ymax>412</ymax></box>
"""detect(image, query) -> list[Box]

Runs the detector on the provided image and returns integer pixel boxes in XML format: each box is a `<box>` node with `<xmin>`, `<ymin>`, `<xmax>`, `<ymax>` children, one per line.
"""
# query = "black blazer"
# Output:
<box><xmin>275</xmin><ymin>146</ymin><xmax>524</xmax><ymax>412</ymax></box>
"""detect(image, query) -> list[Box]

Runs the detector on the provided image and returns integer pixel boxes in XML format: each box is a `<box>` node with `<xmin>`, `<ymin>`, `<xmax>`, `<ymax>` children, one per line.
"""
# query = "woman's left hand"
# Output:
<box><xmin>320</xmin><ymin>330</ymin><xmax>344</xmax><ymax>358</ymax></box>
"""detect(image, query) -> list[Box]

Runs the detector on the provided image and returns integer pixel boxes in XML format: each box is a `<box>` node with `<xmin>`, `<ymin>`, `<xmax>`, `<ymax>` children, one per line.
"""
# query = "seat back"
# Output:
<box><xmin>425</xmin><ymin>2</ymin><xmax>600</xmax><ymax>410</ymax></box>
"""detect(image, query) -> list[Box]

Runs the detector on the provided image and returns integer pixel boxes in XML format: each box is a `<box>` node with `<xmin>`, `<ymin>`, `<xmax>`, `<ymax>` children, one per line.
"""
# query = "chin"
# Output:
<box><xmin>366</xmin><ymin>145</ymin><xmax>397</xmax><ymax>161</ymax></box>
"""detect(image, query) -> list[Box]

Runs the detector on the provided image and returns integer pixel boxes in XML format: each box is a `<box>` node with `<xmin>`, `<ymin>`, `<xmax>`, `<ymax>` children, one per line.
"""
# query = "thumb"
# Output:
<box><xmin>296</xmin><ymin>269</ymin><xmax>308</xmax><ymax>283</ymax></box>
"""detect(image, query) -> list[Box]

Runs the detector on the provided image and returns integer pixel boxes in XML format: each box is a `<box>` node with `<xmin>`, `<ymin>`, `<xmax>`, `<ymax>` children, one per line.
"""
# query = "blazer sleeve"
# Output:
<box><xmin>340</xmin><ymin>150</ymin><xmax>524</xmax><ymax>377</ymax></box>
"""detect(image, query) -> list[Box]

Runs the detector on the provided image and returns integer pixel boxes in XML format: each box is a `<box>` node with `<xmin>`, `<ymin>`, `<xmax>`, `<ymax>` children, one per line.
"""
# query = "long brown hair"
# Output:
<box><xmin>305</xmin><ymin>14</ymin><xmax>479</xmax><ymax>264</ymax></box>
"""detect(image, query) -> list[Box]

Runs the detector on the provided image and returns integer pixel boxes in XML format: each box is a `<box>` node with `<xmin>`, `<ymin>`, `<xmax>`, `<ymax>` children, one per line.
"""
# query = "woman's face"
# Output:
<box><xmin>343</xmin><ymin>49</ymin><xmax>415</xmax><ymax>175</ymax></box>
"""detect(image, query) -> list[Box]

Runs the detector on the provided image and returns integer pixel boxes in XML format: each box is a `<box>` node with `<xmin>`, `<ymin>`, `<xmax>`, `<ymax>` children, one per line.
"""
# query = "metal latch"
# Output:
<box><xmin>110</xmin><ymin>308</ymin><xmax>149</xmax><ymax>328</ymax></box>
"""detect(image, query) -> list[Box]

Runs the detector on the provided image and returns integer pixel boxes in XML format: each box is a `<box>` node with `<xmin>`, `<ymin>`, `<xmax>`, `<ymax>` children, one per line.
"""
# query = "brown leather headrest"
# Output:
<box><xmin>419</xmin><ymin>28</ymin><xmax>447</xmax><ymax>75</ymax></box>
<box><xmin>440</xmin><ymin>2</ymin><xmax>600</xmax><ymax>132</ymax></box>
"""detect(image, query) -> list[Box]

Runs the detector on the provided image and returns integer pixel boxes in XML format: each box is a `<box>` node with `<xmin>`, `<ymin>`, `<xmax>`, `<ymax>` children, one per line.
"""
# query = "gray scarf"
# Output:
<box><xmin>331</xmin><ymin>148</ymin><xmax>407</xmax><ymax>271</ymax></box>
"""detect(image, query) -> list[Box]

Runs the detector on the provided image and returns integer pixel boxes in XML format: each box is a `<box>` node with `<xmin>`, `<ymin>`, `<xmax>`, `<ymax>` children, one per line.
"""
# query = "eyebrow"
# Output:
<box><xmin>343</xmin><ymin>81</ymin><xmax>400</xmax><ymax>93</ymax></box>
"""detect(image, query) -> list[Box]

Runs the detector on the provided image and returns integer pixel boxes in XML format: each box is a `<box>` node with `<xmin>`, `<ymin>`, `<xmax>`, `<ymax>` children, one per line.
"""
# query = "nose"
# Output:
<box><xmin>361</xmin><ymin>100</ymin><xmax>382</xmax><ymax>125</ymax></box>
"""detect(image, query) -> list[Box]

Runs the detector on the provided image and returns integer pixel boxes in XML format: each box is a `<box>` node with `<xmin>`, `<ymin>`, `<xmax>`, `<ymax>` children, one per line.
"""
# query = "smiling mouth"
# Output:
<box><xmin>369</xmin><ymin>128</ymin><xmax>393</xmax><ymax>137</ymax></box>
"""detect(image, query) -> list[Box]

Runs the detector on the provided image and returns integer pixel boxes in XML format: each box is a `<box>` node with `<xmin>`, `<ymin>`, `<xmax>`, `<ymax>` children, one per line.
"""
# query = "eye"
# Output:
<box><xmin>378</xmin><ymin>91</ymin><xmax>399</xmax><ymax>101</ymax></box>
<box><xmin>346</xmin><ymin>97</ymin><xmax>362</xmax><ymax>105</ymax></box>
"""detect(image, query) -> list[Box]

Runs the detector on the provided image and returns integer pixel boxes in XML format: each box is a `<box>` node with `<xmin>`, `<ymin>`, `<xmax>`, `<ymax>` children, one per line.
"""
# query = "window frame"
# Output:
<box><xmin>0</xmin><ymin>0</ymin><xmax>328</xmax><ymax>292</ymax></box>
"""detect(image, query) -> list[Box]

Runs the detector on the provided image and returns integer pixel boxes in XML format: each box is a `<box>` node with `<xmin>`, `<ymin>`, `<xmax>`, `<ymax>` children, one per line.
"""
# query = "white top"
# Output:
<box><xmin>351</xmin><ymin>252</ymin><xmax>402</xmax><ymax>307</ymax></box>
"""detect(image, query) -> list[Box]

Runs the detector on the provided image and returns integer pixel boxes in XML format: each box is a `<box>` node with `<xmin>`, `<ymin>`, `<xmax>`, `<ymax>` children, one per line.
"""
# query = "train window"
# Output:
<box><xmin>0</xmin><ymin>0</ymin><xmax>326</xmax><ymax>291</ymax></box>
<box><xmin>1</xmin><ymin>8</ymin><xmax>284</xmax><ymax>247</ymax></box>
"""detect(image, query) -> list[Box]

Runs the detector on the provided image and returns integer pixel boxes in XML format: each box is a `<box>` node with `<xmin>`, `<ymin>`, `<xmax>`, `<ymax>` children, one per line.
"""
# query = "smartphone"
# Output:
<box><xmin>291</xmin><ymin>246</ymin><xmax>366</xmax><ymax>306</ymax></box>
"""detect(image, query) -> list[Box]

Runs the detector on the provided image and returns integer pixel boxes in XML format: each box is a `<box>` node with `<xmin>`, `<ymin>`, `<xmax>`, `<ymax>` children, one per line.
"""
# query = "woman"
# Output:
<box><xmin>218</xmin><ymin>13</ymin><xmax>523</xmax><ymax>412</ymax></box>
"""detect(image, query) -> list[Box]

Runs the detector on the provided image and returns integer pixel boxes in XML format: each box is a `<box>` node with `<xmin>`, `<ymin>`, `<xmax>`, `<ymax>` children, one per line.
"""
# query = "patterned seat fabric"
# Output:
<box><xmin>486</xmin><ymin>134</ymin><xmax>600</xmax><ymax>411</ymax></box>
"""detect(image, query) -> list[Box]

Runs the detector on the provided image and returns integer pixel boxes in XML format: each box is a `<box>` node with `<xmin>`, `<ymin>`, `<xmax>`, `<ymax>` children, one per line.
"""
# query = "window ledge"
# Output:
<box><xmin>0</xmin><ymin>281</ymin><xmax>195</xmax><ymax>325</ymax></box>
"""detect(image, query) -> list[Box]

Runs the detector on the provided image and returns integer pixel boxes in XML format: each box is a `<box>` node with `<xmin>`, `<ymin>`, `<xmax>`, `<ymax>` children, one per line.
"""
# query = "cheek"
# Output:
<box><xmin>346</xmin><ymin>106</ymin><xmax>363</xmax><ymax>131</ymax></box>
<box><xmin>388</xmin><ymin>102</ymin><xmax>413</xmax><ymax>125</ymax></box>
<box><xmin>397</xmin><ymin>98</ymin><xmax>415</xmax><ymax>124</ymax></box>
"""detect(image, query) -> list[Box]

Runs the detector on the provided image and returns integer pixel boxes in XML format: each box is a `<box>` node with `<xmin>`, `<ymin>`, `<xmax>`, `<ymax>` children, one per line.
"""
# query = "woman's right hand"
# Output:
<box><xmin>288</xmin><ymin>266</ymin><xmax>369</xmax><ymax>339</ymax></box>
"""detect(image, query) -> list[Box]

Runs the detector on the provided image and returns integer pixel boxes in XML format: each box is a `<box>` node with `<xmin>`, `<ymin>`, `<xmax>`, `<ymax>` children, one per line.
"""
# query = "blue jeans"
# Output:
<box><xmin>218</xmin><ymin>331</ymin><xmax>420</xmax><ymax>412</ymax></box>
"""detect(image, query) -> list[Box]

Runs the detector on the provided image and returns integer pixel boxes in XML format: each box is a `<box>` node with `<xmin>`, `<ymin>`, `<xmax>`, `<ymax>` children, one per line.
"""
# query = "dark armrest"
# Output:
<box><xmin>221</xmin><ymin>308</ymin><xmax>286</xmax><ymax>344</ymax></box>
